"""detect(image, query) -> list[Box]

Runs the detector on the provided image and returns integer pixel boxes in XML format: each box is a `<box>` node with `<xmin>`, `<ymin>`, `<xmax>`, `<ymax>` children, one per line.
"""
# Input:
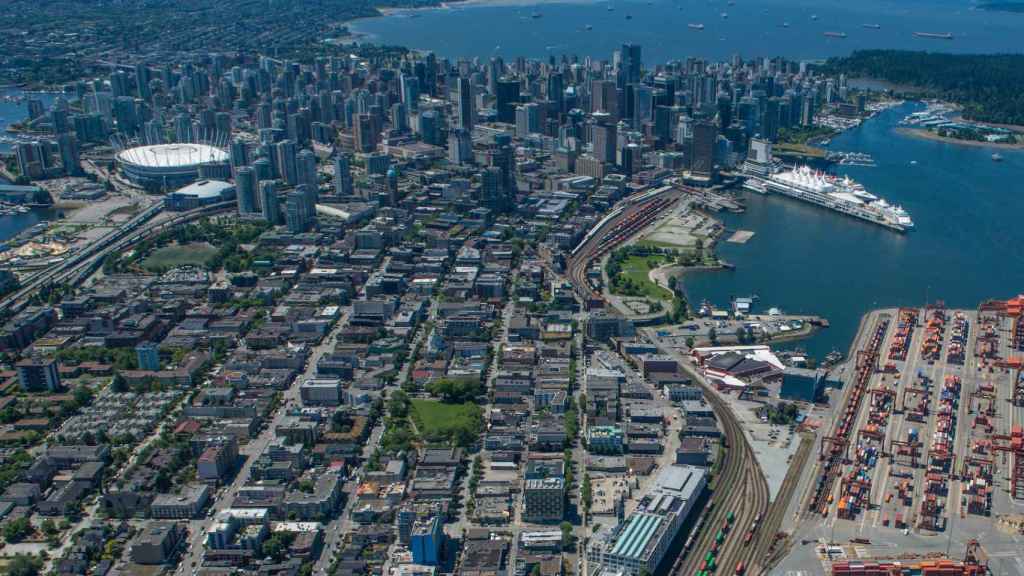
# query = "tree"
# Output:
<box><xmin>331</xmin><ymin>410</ymin><xmax>354</xmax><ymax>433</ymax></box>
<box><xmin>6</xmin><ymin>556</ymin><xmax>40</xmax><ymax>576</ymax></box>
<box><xmin>707</xmin><ymin>327</ymin><xmax>718</xmax><ymax>345</ymax></box>
<box><xmin>388</xmin><ymin>390</ymin><xmax>411</xmax><ymax>419</ymax></box>
<box><xmin>40</xmin><ymin>519</ymin><xmax>57</xmax><ymax>536</ymax></box>
<box><xmin>72</xmin><ymin>385</ymin><xmax>94</xmax><ymax>408</ymax></box>
<box><xmin>3</xmin><ymin>517</ymin><xmax>32</xmax><ymax>543</ymax></box>
<box><xmin>110</xmin><ymin>373</ymin><xmax>128</xmax><ymax>393</ymax></box>
<box><xmin>426</xmin><ymin>378</ymin><xmax>481</xmax><ymax>404</ymax></box>
<box><xmin>685</xmin><ymin>336</ymin><xmax>695</xmax><ymax>349</ymax></box>
<box><xmin>581</xmin><ymin>474</ymin><xmax>593</xmax><ymax>513</ymax></box>
<box><xmin>261</xmin><ymin>532</ymin><xmax>296</xmax><ymax>561</ymax></box>
<box><xmin>560</xmin><ymin>521</ymin><xmax>574</xmax><ymax>550</ymax></box>
<box><xmin>154</xmin><ymin>468</ymin><xmax>172</xmax><ymax>492</ymax></box>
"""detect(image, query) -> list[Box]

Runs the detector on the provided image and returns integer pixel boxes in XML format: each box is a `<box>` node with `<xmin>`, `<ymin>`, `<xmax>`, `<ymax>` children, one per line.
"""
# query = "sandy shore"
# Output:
<box><xmin>649</xmin><ymin>263</ymin><xmax>726</xmax><ymax>295</ymax></box>
<box><xmin>896</xmin><ymin>127</ymin><xmax>1024</xmax><ymax>150</ymax></box>
<box><xmin>376</xmin><ymin>0</ymin><xmax>600</xmax><ymax>16</ymax></box>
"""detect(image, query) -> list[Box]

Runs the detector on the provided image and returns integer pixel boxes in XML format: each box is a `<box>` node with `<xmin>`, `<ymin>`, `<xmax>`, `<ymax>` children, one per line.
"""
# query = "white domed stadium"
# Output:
<box><xmin>116</xmin><ymin>143</ymin><xmax>230</xmax><ymax>191</ymax></box>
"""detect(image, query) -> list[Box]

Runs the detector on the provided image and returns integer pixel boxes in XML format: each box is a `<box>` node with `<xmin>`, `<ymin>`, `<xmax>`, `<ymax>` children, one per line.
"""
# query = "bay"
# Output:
<box><xmin>0</xmin><ymin>87</ymin><xmax>57</xmax><ymax>154</ymax></box>
<box><xmin>352</xmin><ymin>0</ymin><xmax>1022</xmax><ymax>63</ymax></box>
<box><xmin>0</xmin><ymin>87</ymin><xmax>58</xmax><ymax>239</ymax></box>
<box><xmin>682</xmin><ymin>101</ymin><xmax>1024</xmax><ymax>359</ymax></box>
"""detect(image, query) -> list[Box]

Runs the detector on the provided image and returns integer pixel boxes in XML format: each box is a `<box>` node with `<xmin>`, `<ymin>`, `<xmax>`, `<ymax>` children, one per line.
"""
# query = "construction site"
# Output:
<box><xmin>774</xmin><ymin>297</ymin><xmax>1024</xmax><ymax>576</ymax></box>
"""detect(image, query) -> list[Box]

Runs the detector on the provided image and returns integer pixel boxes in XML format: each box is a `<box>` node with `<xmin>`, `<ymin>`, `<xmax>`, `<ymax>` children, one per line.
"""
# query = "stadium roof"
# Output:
<box><xmin>117</xmin><ymin>143</ymin><xmax>228</xmax><ymax>168</ymax></box>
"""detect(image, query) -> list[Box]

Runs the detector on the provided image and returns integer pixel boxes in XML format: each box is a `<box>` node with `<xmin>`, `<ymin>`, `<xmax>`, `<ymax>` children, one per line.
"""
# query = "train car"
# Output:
<box><xmin>715</xmin><ymin>530</ymin><xmax>725</xmax><ymax>545</ymax></box>
<box><xmin>742</xmin><ymin>531</ymin><xmax>753</xmax><ymax>545</ymax></box>
<box><xmin>726</xmin><ymin>511</ymin><xmax>736</xmax><ymax>524</ymax></box>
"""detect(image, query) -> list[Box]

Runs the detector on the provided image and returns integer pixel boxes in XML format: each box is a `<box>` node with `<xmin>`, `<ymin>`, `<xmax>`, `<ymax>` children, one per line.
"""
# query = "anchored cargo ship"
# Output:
<box><xmin>914</xmin><ymin>31</ymin><xmax>953</xmax><ymax>39</ymax></box>
<box><xmin>745</xmin><ymin>166</ymin><xmax>914</xmax><ymax>232</ymax></box>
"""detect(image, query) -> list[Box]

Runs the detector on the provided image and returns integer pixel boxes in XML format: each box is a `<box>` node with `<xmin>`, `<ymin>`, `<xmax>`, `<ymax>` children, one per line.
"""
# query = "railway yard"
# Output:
<box><xmin>776</xmin><ymin>303</ymin><xmax>1024</xmax><ymax>576</ymax></box>
<box><xmin>567</xmin><ymin>186</ymin><xmax>1024</xmax><ymax>576</ymax></box>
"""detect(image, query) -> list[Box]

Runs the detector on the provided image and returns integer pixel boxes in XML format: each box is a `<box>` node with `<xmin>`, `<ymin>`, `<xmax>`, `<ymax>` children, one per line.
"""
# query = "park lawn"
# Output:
<box><xmin>635</xmin><ymin>239</ymin><xmax>685</xmax><ymax>250</ymax></box>
<box><xmin>773</xmin><ymin>142</ymin><xmax>827</xmax><ymax>159</ymax></box>
<box><xmin>141</xmin><ymin>242</ymin><xmax>218</xmax><ymax>271</ymax></box>
<box><xmin>617</xmin><ymin>254</ymin><xmax>675</xmax><ymax>301</ymax></box>
<box><xmin>411</xmin><ymin>399</ymin><xmax>482</xmax><ymax>444</ymax></box>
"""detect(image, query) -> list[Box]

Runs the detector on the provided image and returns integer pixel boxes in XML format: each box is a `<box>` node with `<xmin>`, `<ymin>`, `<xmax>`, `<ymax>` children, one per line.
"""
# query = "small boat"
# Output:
<box><xmin>625</xmin><ymin>13</ymin><xmax>632</xmax><ymax>19</ymax></box>
<box><xmin>992</xmin><ymin>153</ymin><xmax>1004</xmax><ymax>162</ymax></box>
<box><xmin>721</xmin><ymin>11</ymin><xmax>728</xmax><ymax>18</ymax></box>
<box><xmin>823</xmin><ymin>31</ymin><xmax>847</xmax><ymax>38</ymax></box>
<box><xmin>531</xmin><ymin>11</ymin><xmax>541</xmax><ymax>18</ymax></box>
<box><xmin>584</xmin><ymin>24</ymin><xmax>593</xmax><ymax>30</ymax></box>
<box><xmin>781</xmin><ymin>22</ymin><xmax>790</xmax><ymax>27</ymax></box>
<box><xmin>910</xmin><ymin>160</ymin><xmax>918</xmax><ymax>165</ymax></box>
<box><xmin>811</xmin><ymin>14</ymin><xmax>818</xmax><ymax>20</ymax></box>
<box><xmin>688</xmin><ymin>23</ymin><xmax>705</xmax><ymax>29</ymax></box>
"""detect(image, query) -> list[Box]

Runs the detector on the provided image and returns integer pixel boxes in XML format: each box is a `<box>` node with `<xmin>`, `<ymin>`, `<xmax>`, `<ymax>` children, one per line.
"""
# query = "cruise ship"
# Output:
<box><xmin>745</xmin><ymin>166</ymin><xmax>913</xmax><ymax>232</ymax></box>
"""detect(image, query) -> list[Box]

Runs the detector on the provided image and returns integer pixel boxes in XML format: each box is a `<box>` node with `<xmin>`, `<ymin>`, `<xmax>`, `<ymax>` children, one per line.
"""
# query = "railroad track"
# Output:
<box><xmin>804</xmin><ymin>314</ymin><xmax>891</xmax><ymax>519</ymax></box>
<box><xmin>665</xmin><ymin>360</ymin><xmax>768</xmax><ymax>576</ymax></box>
<box><xmin>0</xmin><ymin>201</ymin><xmax>236</xmax><ymax>314</ymax></box>
<box><xmin>566</xmin><ymin>189</ymin><xmax>682</xmax><ymax>302</ymax></box>
<box><xmin>569</xmin><ymin>191</ymin><xmax>767</xmax><ymax>576</ymax></box>
<box><xmin>747</xmin><ymin>434</ymin><xmax>815</xmax><ymax>574</ymax></box>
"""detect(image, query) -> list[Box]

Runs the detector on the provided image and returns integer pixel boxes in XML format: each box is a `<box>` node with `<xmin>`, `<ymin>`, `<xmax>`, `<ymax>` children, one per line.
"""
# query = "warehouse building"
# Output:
<box><xmin>587</xmin><ymin>465</ymin><xmax>706</xmax><ymax>576</ymax></box>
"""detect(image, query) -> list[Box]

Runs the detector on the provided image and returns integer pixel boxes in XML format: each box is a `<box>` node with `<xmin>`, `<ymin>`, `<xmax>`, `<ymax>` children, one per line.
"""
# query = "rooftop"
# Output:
<box><xmin>117</xmin><ymin>143</ymin><xmax>229</xmax><ymax>168</ymax></box>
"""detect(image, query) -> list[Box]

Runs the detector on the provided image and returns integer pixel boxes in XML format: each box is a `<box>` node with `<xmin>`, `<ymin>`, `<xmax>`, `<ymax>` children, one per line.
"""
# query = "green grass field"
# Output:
<box><xmin>411</xmin><ymin>399</ymin><xmax>482</xmax><ymax>444</ymax></box>
<box><xmin>615</xmin><ymin>255</ymin><xmax>675</xmax><ymax>300</ymax></box>
<box><xmin>773</xmin><ymin>142</ymin><xmax>827</xmax><ymax>159</ymax></box>
<box><xmin>141</xmin><ymin>242</ymin><xmax>217</xmax><ymax>271</ymax></box>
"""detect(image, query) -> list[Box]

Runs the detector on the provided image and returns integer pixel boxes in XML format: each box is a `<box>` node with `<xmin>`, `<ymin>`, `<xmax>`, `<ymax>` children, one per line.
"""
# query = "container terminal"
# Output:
<box><xmin>774</xmin><ymin>296</ymin><xmax>1024</xmax><ymax>576</ymax></box>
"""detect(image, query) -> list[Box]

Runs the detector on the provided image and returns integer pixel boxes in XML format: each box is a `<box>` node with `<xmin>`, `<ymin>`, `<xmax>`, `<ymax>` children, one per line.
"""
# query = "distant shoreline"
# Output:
<box><xmin>375</xmin><ymin>0</ymin><xmax>601</xmax><ymax>17</ymax></box>
<box><xmin>895</xmin><ymin>127</ymin><xmax>1024</xmax><ymax>150</ymax></box>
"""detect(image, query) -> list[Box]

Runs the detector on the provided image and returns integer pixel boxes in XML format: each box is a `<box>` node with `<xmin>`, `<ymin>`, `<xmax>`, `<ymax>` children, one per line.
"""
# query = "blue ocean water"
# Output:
<box><xmin>683</xmin><ymin>101</ymin><xmax>1024</xmax><ymax>358</ymax></box>
<box><xmin>0</xmin><ymin>87</ymin><xmax>58</xmax><ymax>238</ymax></box>
<box><xmin>352</xmin><ymin>0</ymin><xmax>1021</xmax><ymax>62</ymax></box>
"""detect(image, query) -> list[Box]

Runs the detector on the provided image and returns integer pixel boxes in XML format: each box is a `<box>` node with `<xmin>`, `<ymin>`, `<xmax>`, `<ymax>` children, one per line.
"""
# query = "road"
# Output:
<box><xmin>1</xmin><ymin>200</ymin><xmax>238</xmax><ymax>315</ymax></box>
<box><xmin>640</xmin><ymin>329</ymin><xmax>769</xmax><ymax>576</ymax></box>
<box><xmin>313</xmin><ymin>423</ymin><xmax>385</xmax><ymax>576</ymax></box>
<box><xmin>175</xmin><ymin>305</ymin><xmax>353</xmax><ymax>575</ymax></box>
<box><xmin>565</xmin><ymin>188</ymin><xmax>683</xmax><ymax>303</ymax></box>
<box><xmin>314</xmin><ymin>290</ymin><xmax>438</xmax><ymax>576</ymax></box>
<box><xmin>562</xmin><ymin>185</ymin><xmax>769</xmax><ymax>575</ymax></box>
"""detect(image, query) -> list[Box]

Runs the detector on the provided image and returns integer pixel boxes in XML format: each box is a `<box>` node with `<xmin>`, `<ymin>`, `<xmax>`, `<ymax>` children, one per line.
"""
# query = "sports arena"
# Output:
<box><xmin>116</xmin><ymin>143</ymin><xmax>230</xmax><ymax>191</ymax></box>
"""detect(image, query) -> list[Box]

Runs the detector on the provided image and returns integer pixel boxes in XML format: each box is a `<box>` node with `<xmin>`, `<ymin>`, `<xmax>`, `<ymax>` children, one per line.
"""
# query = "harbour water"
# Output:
<box><xmin>683</xmin><ymin>101</ymin><xmax>1024</xmax><ymax>359</ymax></box>
<box><xmin>353</xmin><ymin>0</ymin><xmax>1022</xmax><ymax>62</ymax></box>
<box><xmin>0</xmin><ymin>87</ymin><xmax>56</xmax><ymax>154</ymax></box>
<box><xmin>0</xmin><ymin>87</ymin><xmax>57</xmax><ymax>239</ymax></box>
